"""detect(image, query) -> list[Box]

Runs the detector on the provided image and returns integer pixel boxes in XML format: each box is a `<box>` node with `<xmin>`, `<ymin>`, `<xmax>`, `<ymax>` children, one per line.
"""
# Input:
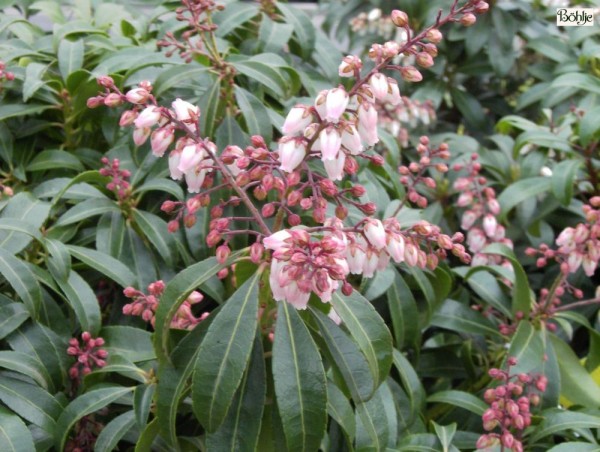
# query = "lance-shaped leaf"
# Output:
<box><xmin>530</xmin><ymin>409</ymin><xmax>600</xmax><ymax>443</ymax></box>
<box><xmin>55</xmin><ymin>198</ymin><xmax>119</xmax><ymax>226</ymax></box>
<box><xmin>55</xmin><ymin>270</ymin><xmax>102</xmax><ymax>336</ymax></box>
<box><xmin>66</xmin><ymin>245</ymin><xmax>136</xmax><ymax>288</ymax></box>
<box><xmin>331</xmin><ymin>289</ymin><xmax>393</xmax><ymax>386</ymax></box>
<box><xmin>355</xmin><ymin>381</ymin><xmax>393</xmax><ymax>451</ymax></box>
<box><xmin>55</xmin><ymin>385</ymin><xmax>134</xmax><ymax>451</ymax></box>
<box><xmin>192</xmin><ymin>272</ymin><xmax>260</xmax><ymax>432</ymax></box>
<box><xmin>154</xmin><ymin>253</ymin><xmax>241</xmax><ymax>361</ymax></box>
<box><xmin>0</xmin><ymin>406</ymin><xmax>36</xmax><ymax>452</ymax></box>
<box><xmin>94</xmin><ymin>410</ymin><xmax>136</xmax><ymax>452</ymax></box>
<box><xmin>0</xmin><ymin>249</ymin><xmax>42</xmax><ymax>318</ymax></box>
<box><xmin>206</xmin><ymin>335</ymin><xmax>266</xmax><ymax>451</ymax></box>
<box><xmin>310</xmin><ymin>307</ymin><xmax>374</xmax><ymax>401</ymax></box>
<box><xmin>273</xmin><ymin>302</ymin><xmax>327</xmax><ymax>452</ymax></box>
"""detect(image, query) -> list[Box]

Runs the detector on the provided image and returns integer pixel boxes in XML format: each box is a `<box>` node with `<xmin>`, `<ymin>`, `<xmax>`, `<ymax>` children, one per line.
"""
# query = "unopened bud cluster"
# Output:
<box><xmin>99</xmin><ymin>157</ymin><xmax>131</xmax><ymax>201</ymax></box>
<box><xmin>477</xmin><ymin>357</ymin><xmax>547</xmax><ymax>452</ymax></box>
<box><xmin>123</xmin><ymin>281</ymin><xmax>208</xmax><ymax>329</ymax></box>
<box><xmin>398</xmin><ymin>136</ymin><xmax>449</xmax><ymax>208</ymax></box>
<box><xmin>453</xmin><ymin>154</ymin><xmax>514</xmax><ymax>267</ymax></box>
<box><xmin>67</xmin><ymin>332</ymin><xmax>108</xmax><ymax>379</ymax></box>
<box><xmin>526</xmin><ymin>197</ymin><xmax>600</xmax><ymax>277</ymax></box>
<box><xmin>0</xmin><ymin>61</ymin><xmax>14</xmax><ymax>89</ymax></box>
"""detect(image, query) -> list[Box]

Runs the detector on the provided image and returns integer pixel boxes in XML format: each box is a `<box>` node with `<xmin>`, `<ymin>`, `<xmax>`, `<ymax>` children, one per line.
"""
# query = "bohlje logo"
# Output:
<box><xmin>556</xmin><ymin>8</ymin><xmax>595</xmax><ymax>26</ymax></box>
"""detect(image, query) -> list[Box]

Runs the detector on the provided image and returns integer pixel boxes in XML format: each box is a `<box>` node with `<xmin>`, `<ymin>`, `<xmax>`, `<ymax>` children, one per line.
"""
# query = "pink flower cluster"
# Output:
<box><xmin>477</xmin><ymin>357</ymin><xmax>547</xmax><ymax>452</ymax></box>
<box><xmin>526</xmin><ymin>197</ymin><xmax>600</xmax><ymax>277</ymax></box>
<box><xmin>0</xmin><ymin>61</ymin><xmax>14</xmax><ymax>88</ymax></box>
<box><xmin>99</xmin><ymin>157</ymin><xmax>131</xmax><ymax>201</ymax></box>
<box><xmin>123</xmin><ymin>280</ymin><xmax>208</xmax><ymax>330</ymax></box>
<box><xmin>67</xmin><ymin>332</ymin><xmax>108</xmax><ymax>379</ymax></box>
<box><xmin>453</xmin><ymin>154</ymin><xmax>513</xmax><ymax>267</ymax></box>
<box><xmin>263</xmin><ymin>217</ymin><xmax>469</xmax><ymax>309</ymax></box>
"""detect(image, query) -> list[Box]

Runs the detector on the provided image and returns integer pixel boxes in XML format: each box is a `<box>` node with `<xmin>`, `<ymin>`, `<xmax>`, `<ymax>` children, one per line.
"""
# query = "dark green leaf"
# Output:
<box><xmin>0</xmin><ymin>192</ymin><xmax>50</xmax><ymax>255</ymax></box>
<box><xmin>427</xmin><ymin>390</ymin><xmax>487</xmax><ymax>416</ymax></box>
<box><xmin>134</xmin><ymin>384</ymin><xmax>155</xmax><ymax>428</ymax></box>
<box><xmin>432</xmin><ymin>421</ymin><xmax>457</xmax><ymax>452</ymax></box>
<box><xmin>234</xmin><ymin>86</ymin><xmax>272</xmax><ymax>142</ymax></box>
<box><xmin>206</xmin><ymin>336</ymin><xmax>266</xmax><ymax>452</ymax></box>
<box><xmin>552</xmin><ymin>160</ymin><xmax>581</xmax><ymax>205</ymax></box>
<box><xmin>55</xmin><ymin>385</ymin><xmax>134</xmax><ymax>451</ymax></box>
<box><xmin>44</xmin><ymin>238</ymin><xmax>71</xmax><ymax>282</ymax></box>
<box><xmin>26</xmin><ymin>150</ymin><xmax>84</xmax><ymax>172</ymax></box>
<box><xmin>497</xmin><ymin>177</ymin><xmax>551</xmax><ymax>220</ymax></box>
<box><xmin>133</xmin><ymin>178</ymin><xmax>184</xmax><ymax>201</ymax></box>
<box><xmin>0</xmin><ymin>406</ymin><xmax>36</xmax><ymax>452</ymax></box>
<box><xmin>102</xmin><ymin>326</ymin><xmax>155</xmax><ymax>363</ymax></box>
<box><xmin>387</xmin><ymin>269</ymin><xmax>420</xmax><ymax>349</ymax></box>
<box><xmin>0</xmin><ymin>304</ymin><xmax>29</xmax><ymax>340</ymax></box>
<box><xmin>55</xmin><ymin>270</ymin><xmax>102</xmax><ymax>335</ymax></box>
<box><xmin>579</xmin><ymin>105</ymin><xmax>600</xmax><ymax>146</ymax></box>
<box><xmin>0</xmin><ymin>104</ymin><xmax>53</xmax><ymax>122</ymax></box>
<box><xmin>258</xmin><ymin>15</ymin><xmax>293</xmax><ymax>53</ymax></box>
<box><xmin>273</xmin><ymin>302</ymin><xmax>327</xmax><ymax>452</ymax></box>
<box><xmin>94</xmin><ymin>410</ymin><xmax>136</xmax><ymax>452</ymax></box>
<box><xmin>192</xmin><ymin>272</ymin><xmax>260</xmax><ymax>432</ymax></box>
<box><xmin>553</xmin><ymin>72</ymin><xmax>600</xmax><ymax>96</ymax></box>
<box><xmin>58</xmin><ymin>39</ymin><xmax>84</xmax><ymax>81</ymax></box>
<box><xmin>55</xmin><ymin>198</ymin><xmax>119</xmax><ymax>226</ymax></box>
<box><xmin>277</xmin><ymin>3</ymin><xmax>315</xmax><ymax>58</ymax></box>
<box><xmin>153</xmin><ymin>65</ymin><xmax>210</xmax><ymax>97</ymax></box>
<box><xmin>213</xmin><ymin>2</ymin><xmax>259</xmax><ymax>37</ymax></box>
<box><xmin>231</xmin><ymin>59</ymin><xmax>287</xmax><ymax>98</ymax></box>
<box><xmin>327</xmin><ymin>382</ymin><xmax>355</xmax><ymax>443</ymax></box>
<box><xmin>67</xmin><ymin>245</ymin><xmax>136</xmax><ymax>288</ymax></box>
<box><xmin>132</xmin><ymin>209</ymin><xmax>177</xmax><ymax>268</ymax></box>
<box><xmin>355</xmin><ymin>382</ymin><xmax>392</xmax><ymax>451</ymax></box>
<box><xmin>330</xmin><ymin>290</ymin><xmax>393</xmax><ymax>386</ymax></box>
<box><xmin>431</xmin><ymin>299</ymin><xmax>503</xmax><ymax>339</ymax></box>
<box><xmin>0</xmin><ymin>248</ymin><xmax>42</xmax><ymax>318</ymax></box>
<box><xmin>531</xmin><ymin>409</ymin><xmax>600</xmax><ymax>443</ymax></box>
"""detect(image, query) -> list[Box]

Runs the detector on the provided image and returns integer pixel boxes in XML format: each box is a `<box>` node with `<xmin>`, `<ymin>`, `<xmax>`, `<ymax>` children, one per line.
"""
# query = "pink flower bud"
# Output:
<box><xmin>426</xmin><ymin>29</ymin><xmax>443</xmax><ymax>43</ymax></box>
<box><xmin>482</xmin><ymin>214</ymin><xmax>498</xmax><ymax>238</ymax></box>
<box><xmin>357</xmin><ymin>103</ymin><xmax>379</xmax><ymax>146</ymax></box>
<box><xmin>338</xmin><ymin>55</ymin><xmax>362</xmax><ymax>78</ymax></box>
<box><xmin>460</xmin><ymin>13</ymin><xmax>477</xmax><ymax>26</ymax></box>
<box><xmin>104</xmin><ymin>93</ymin><xmax>123</xmax><ymax>107</ymax></box>
<box><xmin>134</xmin><ymin>106</ymin><xmax>161</xmax><ymax>129</ymax></box>
<box><xmin>151</xmin><ymin>127</ymin><xmax>174</xmax><ymax>157</ymax></box>
<box><xmin>369</xmin><ymin>73</ymin><xmax>389</xmax><ymax>100</ymax></box>
<box><xmin>364</xmin><ymin>219</ymin><xmax>386</xmax><ymax>250</ymax></box>
<box><xmin>125</xmin><ymin>88</ymin><xmax>150</xmax><ymax>104</ymax></box>
<box><xmin>391</xmin><ymin>10</ymin><xmax>409</xmax><ymax>27</ymax></box>
<box><xmin>416</xmin><ymin>52</ymin><xmax>434</xmax><ymax>68</ymax></box>
<box><xmin>250</xmin><ymin>242</ymin><xmax>264</xmax><ymax>263</ymax></box>
<box><xmin>171</xmin><ymin>98</ymin><xmax>199</xmax><ymax>123</ymax></box>
<box><xmin>400</xmin><ymin>66</ymin><xmax>423</xmax><ymax>82</ymax></box>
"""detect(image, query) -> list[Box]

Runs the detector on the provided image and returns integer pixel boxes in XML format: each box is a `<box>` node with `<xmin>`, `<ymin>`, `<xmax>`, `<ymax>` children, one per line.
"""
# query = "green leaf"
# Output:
<box><xmin>327</xmin><ymin>382</ymin><xmax>355</xmax><ymax>443</ymax></box>
<box><xmin>393</xmin><ymin>350</ymin><xmax>426</xmax><ymax>417</ymax></box>
<box><xmin>66</xmin><ymin>245</ymin><xmax>136</xmax><ymax>288</ymax></box>
<box><xmin>96</xmin><ymin>211</ymin><xmax>125</xmax><ymax>258</ymax></box>
<box><xmin>432</xmin><ymin>421</ymin><xmax>457</xmax><ymax>452</ymax></box>
<box><xmin>549</xmin><ymin>334</ymin><xmax>600</xmax><ymax>408</ymax></box>
<box><xmin>463</xmin><ymin>269</ymin><xmax>511</xmax><ymax>318</ymax></box>
<box><xmin>231</xmin><ymin>58</ymin><xmax>287</xmax><ymax>98</ymax></box>
<box><xmin>133</xmin><ymin>178</ymin><xmax>184</xmax><ymax>201</ymax></box>
<box><xmin>427</xmin><ymin>390</ymin><xmax>487</xmax><ymax>416</ymax></box>
<box><xmin>134</xmin><ymin>417</ymin><xmax>160</xmax><ymax>452</ymax></box>
<box><xmin>206</xmin><ymin>335</ymin><xmax>266</xmax><ymax>452</ymax></box>
<box><xmin>273</xmin><ymin>302</ymin><xmax>327</xmax><ymax>452</ymax></box>
<box><xmin>0</xmin><ymin>104</ymin><xmax>54</xmax><ymax>122</ymax></box>
<box><xmin>234</xmin><ymin>86</ymin><xmax>272</xmax><ymax>143</ymax></box>
<box><xmin>514</xmin><ymin>131</ymin><xmax>573</xmax><ymax>155</ymax></box>
<box><xmin>216</xmin><ymin>114</ymin><xmax>247</xmax><ymax>149</ymax></box>
<box><xmin>49</xmin><ymin>171</ymin><xmax>109</xmax><ymax>207</ymax></box>
<box><xmin>553</xmin><ymin>72</ymin><xmax>600</xmax><ymax>96</ymax></box>
<box><xmin>551</xmin><ymin>159</ymin><xmax>582</xmax><ymax>205</ymax></box>
<box><xmin>398</xmin><ymin>433</ymin><xmax>441</xmax><ymax>451</ymax></box>
<box><xmin>531</xmin><ymin>409</ymin><xmax>600</xmax><ymax>443</ymax></box>
<box><xmin>387</xmin><ymin>269</ymin><xmax>420</xmax><ymax>349</ymax></box>
<box><xmin>0</xmin><ymin>304</ymin><xmax>29</xmax><ymax>340</ymax></box>
<box><xmin>55</xmin><ymin>270</ymin><xmax>101</xmax><ymax>335</ymax></box>
<box><xmin>579</xmin><ymin>105</ymin><xmax>600</xmax><ymax>146</ymax></box>
<box><xmin>0</xmin><ymin>219</ymin><xmax>42</xmax><ymax>246</ymax></box>
<box><xmin>0</xmin><ymin>123</ymin><xmax>13</xmax><ymax>166</ymax></box>
<box><xmin>277</xmin><ymin>3</ymin><xmax>315</xmax><ymax>58</ymax></box>
<box><xmin>258</xmin><ymin>15</ymin><xmax>293</xmax><ymax>53</ymax></box>
<box><xmin>153</xmin><ymin>65</ymin><xmax>210</xmax><ymax>97</ymax></box>
<box><xmin>431</xmin><ymin>299</ymin><xmax>503</xmax><ymax>339</ymax></box>
<box><xmin>481</xmin><ymin>243</ymin><xmax>533</xmax><ymax>317</ymax></box>
<box><xmin>58</xmin><ymin>39</ymin><xmax>84</xmax><ymax>81</ymax></box>
<box><xmin>23</xmin><ymin>62</ymin><xmax>48</xmax><ymax>102</ymax></box>
<box><xmin>497</xmin><ymin>177</ymin><xmax>552</xmax><ymax>220</ymax></box>
<box><xmin>192</xmin><ymin>272</ymin><xmax>260</xmax><ymax>432</ymax></box>
<box><xmin>154</xmin><ymin>254</ymin><xmax>240</xmax><ymax>361</ymax></box>
<box><xmin>0</xmin><ymin>249</ymin><xmax>42</xmax><ymax>318</ymax></box>
<box><xmin>450</xmin><ymin>87</ymin><xmax>487</xmax><ymax>131</ymax></box>
<box><xmin>134</xmin><ymin>384</ymin><xmax>155</xmax><ymax>428</ymax></box>
<box><xmin>132</xmin><ymin>209</ymin><xmax>177</xmax><ymax>267</ymax></box>
<box><xmin>33</xmin><ymin>178</ymin><xmax>106</xmax><ymax>201</ymax></box>
<box><xmin>44</xmin><ymin>238</ymin><xmax>71</xmax><ymax>282</ymax></box>
<box><xmin>547</xmin><ymin>443</ymin><xmax>600</xmax><ymax>452</ymax></box>
<box><xmin>310</xmin><ymin>307</ymin><xmax>374</xmax><ymax>402</ymax></box>
<box><xmin>102</xmin><ymin>326</ymin><xmax>155</xmax><ymax>363</ymax></box>
<box><xmin>0</xmin><ymin>406</ymin><xmax>36</xmax><ymax>452</ymax></box>
<box><xmin>55</xmin><ymin>198</ymin><xmax>119</xmax><ymax>226</ymax></box>
<box><xmin>0</xmin><ymin>375</ymin><xmax>62</xmax><ymax>433</ymax></box>
<box><xmin>0</xmin><ymin>351</ymin><xmax>50</xmax><ymax>389</ymax></box>
<box><xmin>355</xmin><ymin>382</ymin><xmax>392</xmax><ymax>451</ymax></box>
<box><xmin>94</xmin><ymin>410</ymin><xmax>136</xmax><ymax>452</ymax></box>
<box><xmin>330</xmin><ymin>289</ymin><xmax>393</xmax><ymax>386</ymax></box>
<box><xmin>0</xmin><ymin>192</ymin><xmax>50</xmax><ymax>255</ymax></box>
<box><xmin>213</xmin><ymin>2</ymin><xmax>259</xmax><ymax>37</ymax></box>
<box><xmin>26</xmin><ymin>150</ymin><xmax>84</xmax><ymax>172</ymax></box>
<box><xmin>55</xmin><ymin>385</ymin><xmax>134</xmax><ymax>451</ymax></box>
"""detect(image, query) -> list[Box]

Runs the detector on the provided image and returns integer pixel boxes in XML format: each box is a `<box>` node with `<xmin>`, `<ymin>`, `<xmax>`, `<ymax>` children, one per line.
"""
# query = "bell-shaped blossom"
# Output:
<box><xmin>325</xmin><ymin>87</ymin><xmax>349</xmax><ymax>123</ymax></box>
<box><xmin>467</xmin><ymin>228</ymin><xmax>487</xmax><ymax>253</ymax></box>
<box><xmin>282</xmin><ymin>105</ymin><xmax>312</xmax><ymax>135</ymax></box>
<box><xmin>362</xmin><ymin>250</ymin><xmax>379</xmax><ymax>277</ymax></box>
<box><xmin>151</xmin><ymin>127</ymin><xmax>174</xmax><ymax>157</ymax></box>
<box><xmin>357</xmin><ymin>103</ymin><xmax>379</xmax><ymax>146</ymax></box>
<box><xmin>364</xmin><ymin>219</ymin><xmax>386</xmax><ymax>250</ymax></box>
<box><xmin>319</xmin><ymin>127</ymin><xmax>342</xmax><ymax>161</ymax></box>
<box><xmin>404</xmin><ymin>242</ymin><xmax>419</xmax><ymax>266</ymax></box>
<box><xmin>134</xmin><ymin>106</ymin><xmax>161</xmax><ymax>129</ymax></box>
<box><xmin>482</xmin><ymin>214</ymin><xmax>498</xmax><ymax>238</ymax></box>
<box><xmin>369</xmin><ymin>73</ymin><xmax>389</xmax><ymax>100</ymax></box>
<box><xmin>314</xmin><ymin>90</ymin><xmax>328</xmax><ymax>120</ymax></box>
<box><xmin>461</xmin><ymin>210</ymin><xmax>478</xmax><ymax>230</ymax></box>
<box><xmin>384</xmin><ymin>78</ymin><xmax>401</xmax><ymax>105</ymax></box>
<box><xmin>168</xmin><ymin>150</ymin><xmax>183</xmax><ymax>180</ymax></box>
<box><xmin>278</xmin><ymin>138</ymin><xmax>306</xmax><ymax>173</ymax></box>
<box><xmin>323</xmin><ymin>151</ymin><xmax>346</xmax><ymax>181</ymax></box>
<box><xmin>264</xmin><ymin>230</ymin><xmax>292</xmax><ymax>251</ymax></box>
<box><xmin>172</xmin><ymin>98</ymin><xmax>199</xmax><ymax>123</ymax></box>
<box><xmin>125</xmin><ymin>88</ymin><xmax>150</xmax><ymax>104</ymax></box>
<box><xmin>341</xmin><ymin>125</ymin><xmax>364</xmax><ymax>155</ymax></box>
<box><xmin>185</xmin><ymin>161</ymin><xmax>211</xmax><ymax>193</ymax></box>
<box><xmin>387</xmin><ymin>233</ymin><xmax>405</xmax><ymax>262</ymax></box>
<box><xmin>178</xmin><ymin>144</ymin><xmax>205</xmax><ymax>173</ymax></box>
<box><xmin>133</xmin><ymin>127</ymin><xmax>151</xmax><ymax>146</ymax></box>
<box><xmin>347</xmin><ymin>240</ymin><xmax>366</xmax><ymax>274</ymax></box>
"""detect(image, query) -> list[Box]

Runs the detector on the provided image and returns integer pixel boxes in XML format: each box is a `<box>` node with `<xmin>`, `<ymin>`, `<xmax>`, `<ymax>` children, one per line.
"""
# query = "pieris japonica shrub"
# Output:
<box><xmin>0</xmin><ymin>0</ymin><xmax>599</xmax><ymax>451</ymax></box>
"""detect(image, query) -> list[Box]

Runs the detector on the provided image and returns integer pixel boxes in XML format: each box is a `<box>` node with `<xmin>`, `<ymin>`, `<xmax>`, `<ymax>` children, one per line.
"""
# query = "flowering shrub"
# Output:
<box><xmin>0</xmin><ymin>0</ymin><xmax>599</xmax><ymax>450</ymax></box>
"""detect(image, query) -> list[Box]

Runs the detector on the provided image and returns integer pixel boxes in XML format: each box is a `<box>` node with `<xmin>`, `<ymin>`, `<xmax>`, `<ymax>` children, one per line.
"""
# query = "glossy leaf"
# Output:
<box><xmin>273</xmin><ymin>302</ymin><xmax>327</xmax><ymax>452</ymax></box>
<box><xmin>355</xmin><ymin>382</ymin><xmax>391</xmax><ymax>451</ymax></box>
<box><xmin>94</xmin><ymin>410</ymin><xmax>136</xmax><ymax>452</ymax></box>
<box><xmin>192</xmin><ymin>272</ymin><xmax>260</xmax><ymax>432</ymax></box>
<box><xmin>0</xmin><ymin>192</ymin><xmax>50</xmax><ymax>255</ymax></box>
<box><xmin>0</xmin><ymin>248</ymin><xmax>42</xmax><ymax>318</ymax></box>
<box><xmin>26</xmin><ymin>150</ymin><xmax>84</xmax><ymax>172</ymax></box>
<box><xmin>327</xmin><ymin>381</ymin><xmax>355</xmax><ymax>443</ymax></box>
<box><xmin>0</xmin><ymin>406</ymin><xmax>36</xmax><ymax>452</ymax></box>
<box><xmin>277</xmin><ymin>3</ymin><xmax>315</xmax><ymax>58</ymax></box>
<box><xmin>531</xmin><ymin>409</ymin><xmax>600</xmax><ymax>443</ymax></box>
<box><xmin>551</xmin><ymin>159</ymin><xmax>581</xmax><ymax>205</ymax></box>
<box><xmin>213</xmin><ymin>2</ymin><xmax>259</xmax><ymax>37</ymax></box>
<box><xmin>66</xmin><ymin>244</ymin><xmax>136</xmax><ymax>288</ymax></box>
<box><xmin>55</xmin><ymin>198</ymin><xmax>119</xmax><ymax>226</ymax></box>
<box><xmin>234</xmin><ymin>86</ymin><xmax>272</xmax><ymax>143</ymax></box>
<box><xmin>55</xmin><ymin>270</ymin><xmax>102</xmax><ymax>336</ymax></box>
<box><xmin>330</xmin><ymin>289</ymin><xmax>393</xmax><ymax>386</ymax></box>
<box><xmin>431</xmin><ymin>299</ymin><xmax>503</xmax><ymax>339</ymax></box>
<box><xmin>497</xmin><ymin>177</ymin><xmax>552</xmax><ymax>220</ymax></box>
<box><xmin>427</xmin><ymin>390</ymin><xmax>487</xmax><ymax>416</ymax></box>
<box><xmin>387</xmin><ymin>269</ymin><xmax>421</xmax><ymax>349</ymax></box>
<box><xmin>0</xmin><ymin>303</ymin><xmax>29</xmax><ymax>340</ymax></box>
<box><xmin>0</xmin><ymin>351</ymin><xmax>51</xmax><ymax>389</ymax></box>
<box><xmin>55</xmin><ymin>385</ymin><xmax>134</xmax><ymax>451</ymax></box>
